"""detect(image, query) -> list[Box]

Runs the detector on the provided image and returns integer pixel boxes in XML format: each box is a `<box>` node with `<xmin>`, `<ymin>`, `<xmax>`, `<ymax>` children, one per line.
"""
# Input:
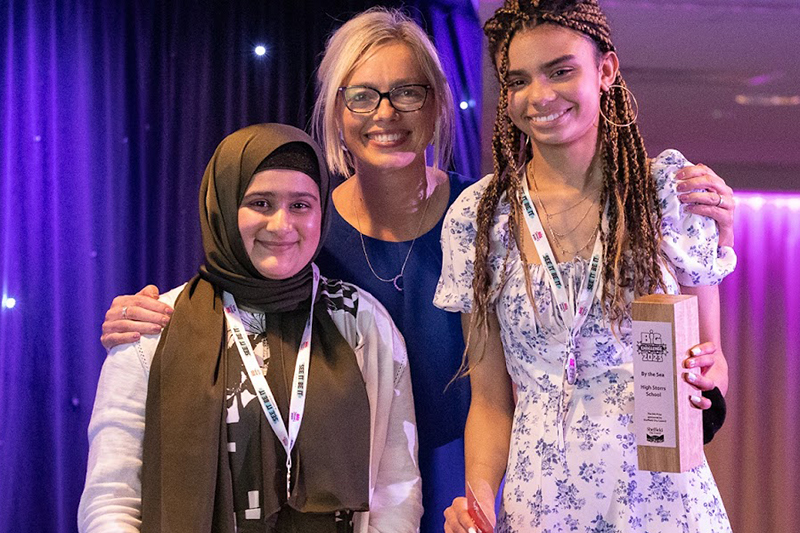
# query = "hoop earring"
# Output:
<box><xmin>599</xmin><ymin>84</ymin><xmax>639</xmax><ymax>128</ymax></box>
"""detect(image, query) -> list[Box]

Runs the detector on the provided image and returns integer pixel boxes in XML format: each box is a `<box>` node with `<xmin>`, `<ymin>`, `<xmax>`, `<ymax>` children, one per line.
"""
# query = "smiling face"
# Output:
<box><xmin>338</xmin><ymin>41</ymin><xmax>437</xmax><ymax>173</ymax></box>
<box><xmin>238</xmin><ymin>169</ymin><xmax>322</xmax><ymax>280</ymax></box>
<box><xmin>505</xmin><ymin>24</ymin><xmax>617</xmax><ymax>150</ymax></box>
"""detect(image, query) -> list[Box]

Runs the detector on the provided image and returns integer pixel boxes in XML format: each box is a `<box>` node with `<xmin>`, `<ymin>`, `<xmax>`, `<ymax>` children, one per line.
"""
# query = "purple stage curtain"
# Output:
<box><xmin>0</xmin><ymin>1</ymin><xmax>481</xmax><ymax>531</ymax></box>
<box><xmin>411</xmin><ymin>0</ymin><xmax>483</xmax><ymax>182</ymax></box>
<box><xmin>706</xmin><ymin>193</ymin><xmax>800</xmax><ymax>533</ymax></box>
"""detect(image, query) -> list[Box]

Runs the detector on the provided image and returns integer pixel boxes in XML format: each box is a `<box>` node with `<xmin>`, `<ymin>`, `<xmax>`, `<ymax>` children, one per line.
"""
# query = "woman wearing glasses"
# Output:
<box><xmin>97</xmin><ymin>8</ymin><xmax>736</xmax><ymax>532</ymax></box>
<box><xmin>100</xmin><ymin>11</ymin><xmax>472</xmax><ymax>532</ymax></box>
<box><xmin>311</xmin><ymin>12</ymin><xmax>472</xmax><ymax>532</ymax></box>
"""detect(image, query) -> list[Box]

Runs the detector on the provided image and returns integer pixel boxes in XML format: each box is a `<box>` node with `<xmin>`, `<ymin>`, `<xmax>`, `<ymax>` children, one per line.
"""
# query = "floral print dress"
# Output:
<box><xmin>434</xmin><ymin>150</ymin><xmax>736</xmax><ymax>532</ymax></box>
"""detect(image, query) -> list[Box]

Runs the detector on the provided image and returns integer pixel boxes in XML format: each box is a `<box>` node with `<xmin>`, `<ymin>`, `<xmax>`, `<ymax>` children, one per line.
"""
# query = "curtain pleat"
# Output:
<box><xmin>706</xmin><ymin>194</ymin><xmax>800</xmax><ymax>533</ymax></box>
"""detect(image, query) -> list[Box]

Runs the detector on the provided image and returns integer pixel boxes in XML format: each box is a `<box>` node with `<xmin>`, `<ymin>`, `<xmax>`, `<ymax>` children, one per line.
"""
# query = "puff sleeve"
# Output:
<box><xmin>653</xmin><ymin>149</ymin><xmax>737</xmax><ymax>286</ymax></box>
<box><xmin>434</xmin><ymin>176</ymin><xmax>512</xmax><ymax>313</ymax></box>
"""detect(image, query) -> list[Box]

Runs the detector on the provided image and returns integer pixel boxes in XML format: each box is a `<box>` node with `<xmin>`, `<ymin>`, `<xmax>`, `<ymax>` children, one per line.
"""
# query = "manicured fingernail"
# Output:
<box><xmin>165</xmin><ymin>307</ymin><xmax>174</xmax><ymax>315</ymax></box>
<box><xmin>686</xmin><ymin>359</ymin><xmax>696</xmax><ymax>368</ymax></box>
<box><xmin>469</xmin><ymin>528</ymin><xmax>477</xmax><ymax>533</ymax></box>
<box><xmin>691</xmin><ymin>395</ymin><xmax>702</xmax><ymax>404</ymax></box>
<box><xmin>686</xmin><ymin>372</ymin><xmax>697</xmax><ymax>383</ymax></box>
<box><xmin>690</xmin><ymin>346</ymin><xmax>702</xmax><ymax>356</ymax></box>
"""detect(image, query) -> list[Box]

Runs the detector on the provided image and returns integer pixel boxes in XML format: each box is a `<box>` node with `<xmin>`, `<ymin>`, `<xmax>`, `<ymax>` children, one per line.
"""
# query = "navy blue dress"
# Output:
<box><xmin>316</xmin><ymin>172</ymin><xmax>473</xmax><ymax>533</ymax></box>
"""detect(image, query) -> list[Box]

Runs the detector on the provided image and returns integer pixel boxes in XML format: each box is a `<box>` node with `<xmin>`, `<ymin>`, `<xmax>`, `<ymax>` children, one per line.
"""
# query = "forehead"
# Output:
<box><xmin>507</xmin><ymin>24</ymin><xmax>598</xmax><ymax>69</ymax></box>
<box><xmin>245</xmin><ymin>169</ymin><xmax>319</xmax><ymax>197</ymax></box>
<box><xmin>346</xmin><ymin>41</ymin><xmax>428</xmax><ymax>86</ymax></box>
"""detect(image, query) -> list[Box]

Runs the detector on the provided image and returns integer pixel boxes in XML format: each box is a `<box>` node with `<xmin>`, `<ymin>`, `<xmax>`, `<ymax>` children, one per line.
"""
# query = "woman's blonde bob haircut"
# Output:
<box><xmin>312</xmin><ymin>7</ymin><xmax>454</xmax><ymax>178</ymax></box>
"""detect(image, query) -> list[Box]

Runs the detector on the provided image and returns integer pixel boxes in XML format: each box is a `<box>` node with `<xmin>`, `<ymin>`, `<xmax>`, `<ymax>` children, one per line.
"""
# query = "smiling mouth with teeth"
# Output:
<box><xmin>529</xmin><ymin>109</ymin><xmax>569</xmax><ymax>123</ymax></box>
<box><xmin>368</xmin><ymin>132</ymin><xmax>406</xmax><ymax>143</ymax></box>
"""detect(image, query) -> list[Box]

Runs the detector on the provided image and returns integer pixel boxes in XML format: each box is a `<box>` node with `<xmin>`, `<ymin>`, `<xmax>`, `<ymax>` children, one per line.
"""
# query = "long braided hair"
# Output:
<box><xmin>469</xmin><ymin>0</ymin><xmax>666</xmax><ymax>364</ymax></box>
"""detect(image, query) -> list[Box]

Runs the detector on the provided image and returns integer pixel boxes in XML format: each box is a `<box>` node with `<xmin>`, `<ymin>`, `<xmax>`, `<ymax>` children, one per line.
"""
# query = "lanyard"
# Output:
<box><xmin>222</xmin><ymin>264</ymin><xmax>319</xmax><ymax>499</ymax></box>
<box><xmin>520</xmin><ymin>177</ymin><xmax>603</xmax><ymax>385</ymax></box>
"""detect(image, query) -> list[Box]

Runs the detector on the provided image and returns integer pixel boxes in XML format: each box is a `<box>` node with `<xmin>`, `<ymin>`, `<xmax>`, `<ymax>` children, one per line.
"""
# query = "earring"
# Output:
<box><xmin>338</xmin><ymin>129</ymin><xmax>348</xmax><ymax>152</ymax></box>
<box><xmin>599</xmin><ymin>84</ymin><xmax>639</xmax><ymax>128</ymax></box>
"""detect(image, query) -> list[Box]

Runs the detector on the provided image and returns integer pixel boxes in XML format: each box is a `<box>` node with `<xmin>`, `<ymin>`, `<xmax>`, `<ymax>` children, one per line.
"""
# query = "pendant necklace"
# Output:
<box><xmin>355</xmin><ymin>185</ymin><xmax>434</xmax><ymax>292</ymax></box>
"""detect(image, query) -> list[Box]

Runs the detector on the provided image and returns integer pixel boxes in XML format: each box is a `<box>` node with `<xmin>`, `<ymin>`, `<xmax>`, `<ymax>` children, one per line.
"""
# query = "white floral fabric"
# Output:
<box><xmin>434</xmin><ymin>150</ymin><xmax>735</xmax><ymax>532</ymax></box>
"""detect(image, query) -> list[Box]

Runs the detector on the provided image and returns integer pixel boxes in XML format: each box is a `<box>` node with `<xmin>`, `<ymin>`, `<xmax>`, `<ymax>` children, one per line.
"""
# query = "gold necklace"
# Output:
<box><xmin>354</xmin><ymin>188</ymin><xmax>434</xmax><ymax>292</ymax></box>
<box><xmin>529</xmin><ymin>160</ymin><xmax>600</xmax><ymax>257</ymax></box>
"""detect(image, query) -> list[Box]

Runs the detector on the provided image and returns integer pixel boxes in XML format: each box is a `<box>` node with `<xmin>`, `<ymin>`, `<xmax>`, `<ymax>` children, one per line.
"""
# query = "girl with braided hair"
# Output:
<box><xmin>436</xmin><ymin>1</ymin><xmax>735</xmax><ymax>531</ymax></box>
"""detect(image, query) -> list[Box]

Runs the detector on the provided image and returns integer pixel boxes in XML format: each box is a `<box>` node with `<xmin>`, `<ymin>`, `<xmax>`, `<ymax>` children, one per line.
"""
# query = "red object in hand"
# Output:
<box><xmin>466</xmin><ymin>482</ymin><xmax>494</xmax><ymax>533</ymax></box>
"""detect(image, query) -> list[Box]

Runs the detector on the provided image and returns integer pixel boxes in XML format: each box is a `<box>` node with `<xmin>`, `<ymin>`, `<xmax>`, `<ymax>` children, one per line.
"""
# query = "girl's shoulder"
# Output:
<box><xmin>318</xmin><ymin>276</ymin><xmax>360</xmax><ymax>318</ymax></box>
<box><xmin>649</xmin><ymin>150</ymin><xmax>737</xmax><ymax>286</ymax></box>
<box><xmin>650</xmin><ymin>148</ymin><xmax>691</xmax><ymax>192</ymax></box>
<box><xmin>447</xmin><ymin>174</ymin><xmax>501</xmax><ymax>220</ymax></box>
<box><xmin>319</xmin><ymin>276</ymin><xmax>409</xmax><ymax>376</ymax></box>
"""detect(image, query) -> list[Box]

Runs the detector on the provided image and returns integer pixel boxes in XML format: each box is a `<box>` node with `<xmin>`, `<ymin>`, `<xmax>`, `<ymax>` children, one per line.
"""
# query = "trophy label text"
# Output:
<box><xmin>633</xmin><ymin>321</ymin><xmax>676</xmax><ymax>448</ymax></box>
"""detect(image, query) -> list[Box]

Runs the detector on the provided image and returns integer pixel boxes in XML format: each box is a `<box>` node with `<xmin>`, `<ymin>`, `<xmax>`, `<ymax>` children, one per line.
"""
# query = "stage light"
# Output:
<box><xmin>744</xmin><ymin>195</ymin><xmax>766</xmax><ymax>211</ymax></box>
<box><xmin>459</xmin><ymin>101</ymin><xmax>469</xmax><ymax>110</ymax></box>
<box><xmin>737</xmin><ymin>192</ymin><xmax>800</xmax><ymax>212</ymax></box>
<box><xmin>254</xmin><ymin>45</ymin><xmax>267</xmax><ymax>57</ymax></box>
<box><xmin>2</xmin><ymin>295</ymin><xmax>16</xmax><ymax>309</ymax></box>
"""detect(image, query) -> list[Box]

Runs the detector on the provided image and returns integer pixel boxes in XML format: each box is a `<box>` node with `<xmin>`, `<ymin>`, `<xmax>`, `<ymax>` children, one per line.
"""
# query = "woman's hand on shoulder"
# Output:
<box><xmin>675</xmin><ymin>164</ymin><xmax>735</xmax><ymax>248</ymax></box>
<box><xmin>100</xmin><ymin>285</ymin><xmax>172</xmax><ymax>350</ymax></box>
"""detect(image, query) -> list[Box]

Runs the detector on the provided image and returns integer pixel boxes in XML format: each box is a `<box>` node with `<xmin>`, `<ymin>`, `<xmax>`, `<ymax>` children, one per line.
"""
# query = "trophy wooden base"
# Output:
<box><xmin>632</xmin><ymin>294</ymin><xmax>703</xmax><ymax>473</ymax></box>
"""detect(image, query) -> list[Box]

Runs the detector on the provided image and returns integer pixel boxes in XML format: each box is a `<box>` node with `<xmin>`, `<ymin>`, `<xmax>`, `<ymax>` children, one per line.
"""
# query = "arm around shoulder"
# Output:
<box><xmin>653</xmin><ymin>150</ymin><xmax>737</xmax><ymax>286</ymax></box>
<box><xmin>79</xmin><ymin>286</ymin><xmax>182</xmax><ymax>532</ymax></box>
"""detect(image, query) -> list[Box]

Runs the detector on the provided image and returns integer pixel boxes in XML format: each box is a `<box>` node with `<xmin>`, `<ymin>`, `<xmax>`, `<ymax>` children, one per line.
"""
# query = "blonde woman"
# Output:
<box><xmin>98</xmin><ymin>7</ymin><xmax>736</xmax><ymax>533</ymax></box>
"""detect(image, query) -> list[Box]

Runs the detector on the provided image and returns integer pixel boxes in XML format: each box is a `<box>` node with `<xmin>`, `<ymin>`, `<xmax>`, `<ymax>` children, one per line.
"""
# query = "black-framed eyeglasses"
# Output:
<box><xmin>338</xmin><ymin>84</ymin><xmax>431</xmax><ymax>113</ymax></box>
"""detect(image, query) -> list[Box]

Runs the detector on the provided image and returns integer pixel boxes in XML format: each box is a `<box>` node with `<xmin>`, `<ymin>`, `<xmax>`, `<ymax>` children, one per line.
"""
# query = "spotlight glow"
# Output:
<box><xmin>254</xmin><ymin>45</ymin><xmax>267</xmax><ymax>57</ymax></box>
<box><xmin>2</xmin><ymin>296</ymin><xmax>16</xmax><ymax>309</ymax></box>
<box><xmin>459</xmin><ymin>101</ymin><xmax>469</xmax><ymax>110</ymax></box>
<box><xmin>737</xmin><ymin>192</ymin><xmax>800</xmax><ymax>212</ymax></box>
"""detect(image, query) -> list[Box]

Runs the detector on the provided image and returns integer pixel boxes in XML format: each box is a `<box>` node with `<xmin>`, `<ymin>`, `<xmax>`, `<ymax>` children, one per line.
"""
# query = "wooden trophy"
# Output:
<box><xmin>631</xmin><ymin>294</ymin><xmax>702</xmax><ymax>473</ymax></box>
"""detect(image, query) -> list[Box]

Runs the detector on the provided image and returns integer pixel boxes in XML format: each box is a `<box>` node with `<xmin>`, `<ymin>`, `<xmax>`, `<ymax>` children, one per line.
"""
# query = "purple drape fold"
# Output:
<box><xmin>706</xmin><ymin>193</ymin><xmax>800</xmax><ymax>533</ymax></box>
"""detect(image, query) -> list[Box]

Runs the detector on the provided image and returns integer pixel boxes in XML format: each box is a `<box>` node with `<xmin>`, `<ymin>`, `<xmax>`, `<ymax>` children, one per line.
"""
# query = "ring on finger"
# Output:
<box><xmin>715</xmin><ymin>192</ymin><xmax>724</xmax><ymax>208</ymax></box>
<box><xmin>122</xmin><ymin>306</ymin><xmax>128</xmax><ymax>320</ymax></box>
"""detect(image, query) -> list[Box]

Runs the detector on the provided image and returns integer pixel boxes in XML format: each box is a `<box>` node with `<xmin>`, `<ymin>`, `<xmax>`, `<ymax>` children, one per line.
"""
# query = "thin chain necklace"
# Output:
<box><xmin>528</xmin><ymin>159</ymin><xmax>600</xmax><ymax>258</ymax></box>
<box><xmin>354</xmin><ymin>186</ymin><xmax>434</xmax><ymax>292</ymax></box>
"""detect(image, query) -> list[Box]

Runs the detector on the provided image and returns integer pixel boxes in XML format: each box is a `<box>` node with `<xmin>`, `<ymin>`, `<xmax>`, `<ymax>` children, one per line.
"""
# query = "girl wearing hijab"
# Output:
<box><xmin>78</xmin><ymin>124</ymin><xmax>422</xmax><ymax>533</ymax></box>
<box><xmin>96</xmin><ymin>8</ymin><xmax>735</xmax><ymax>531</ymax></box>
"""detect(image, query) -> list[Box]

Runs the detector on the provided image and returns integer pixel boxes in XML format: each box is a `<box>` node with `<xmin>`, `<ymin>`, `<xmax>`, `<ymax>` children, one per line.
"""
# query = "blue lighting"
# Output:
<box><xmin>2</xmin><ymin>295</ymin><xmax>16</xmax><ymax>309</ymax></box>
<box><xmin>459</xmin><ymin>100</ymin><xmax>469</xmax><ymax>110</ymax></box>
<box><xmin>254</xmin><ymin>45</ymin><xmax>267</xmax><ymax>57</ymax></box>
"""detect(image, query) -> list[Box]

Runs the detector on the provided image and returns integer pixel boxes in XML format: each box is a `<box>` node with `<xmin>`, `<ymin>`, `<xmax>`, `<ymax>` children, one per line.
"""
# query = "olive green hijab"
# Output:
<box><xmin>198</xmin><ymin>123</ymin><xmax>332</xmax><ymax>311</ymax></box>
<box><xmin>140</xmin><ymin>124</ymin><xmax>370</xmax><ymax>532</ymax></box>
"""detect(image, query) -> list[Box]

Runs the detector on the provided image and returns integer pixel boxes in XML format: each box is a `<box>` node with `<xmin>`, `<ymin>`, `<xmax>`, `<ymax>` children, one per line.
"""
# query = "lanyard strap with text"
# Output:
<box><xmin>520</xmin><ymin>177</ymin><xmax>603</xmax><ymax>384</ymax></box>
<box><xmin>222</xmin><ymin>264</ymin><xmax>319</xmax><ymax>499</ymax></box>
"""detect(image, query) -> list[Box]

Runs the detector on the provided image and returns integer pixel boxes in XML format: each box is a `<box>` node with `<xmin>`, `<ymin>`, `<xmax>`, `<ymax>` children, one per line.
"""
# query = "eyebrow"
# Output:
<box><xmin>346</xmin><ymin>79</ymin><xmax>427</xmax><ymax>89</ymax></box>
<box><xmin>243</xmin><ymin>191</ymin><xmax>319</xmax><ymax>201</ymax></box>
<box><xmin>507</xmin><ymin>54</ymin><xmax>578</xmax><ymax>77</ymax></box>
<box><xmin>542</xmin><ymin>54</ymin><xmax>577</xmax><ymax>69</ymax></box>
